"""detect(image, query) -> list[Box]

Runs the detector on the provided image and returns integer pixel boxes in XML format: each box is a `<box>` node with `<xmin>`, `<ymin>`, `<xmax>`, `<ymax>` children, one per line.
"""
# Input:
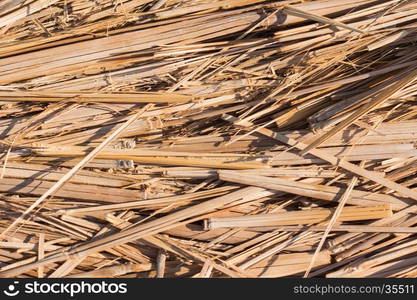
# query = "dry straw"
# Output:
<box><xmin>0</xmin><ymin>0</ymin><xmax>416</xmax><ymax>278</ymax></box>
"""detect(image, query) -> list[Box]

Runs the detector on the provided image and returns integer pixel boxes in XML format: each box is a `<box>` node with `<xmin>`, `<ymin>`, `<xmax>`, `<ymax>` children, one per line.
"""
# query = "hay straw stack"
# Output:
<box><xmin>0</xmin><ymin>0</ymin><xmax>416</xmax><ymax>278</ymax></box>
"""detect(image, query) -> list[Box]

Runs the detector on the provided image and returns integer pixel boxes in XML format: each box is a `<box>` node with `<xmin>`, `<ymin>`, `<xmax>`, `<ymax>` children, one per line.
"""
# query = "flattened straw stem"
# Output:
<box><xmin>37</xmin><ymin>233</ymin><xmax>45</xmax><ymax>278</ymax></box>
<box><xmin>156</xmin><ymin>250</ymin><xmax>167</xmax><ymax>278</ymax></box>
<box><xmin>283</xmin><ymin>5</ymin><xmax>364</xmax><ymax>33</ymax></box>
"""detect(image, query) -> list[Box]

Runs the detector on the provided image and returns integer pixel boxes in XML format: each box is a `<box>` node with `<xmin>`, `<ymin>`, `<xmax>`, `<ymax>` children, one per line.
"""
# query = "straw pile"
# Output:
<box><xmin>0</xmin><ymin>0</ymin><xmax>416</xmax><ymax>278</ymax></box>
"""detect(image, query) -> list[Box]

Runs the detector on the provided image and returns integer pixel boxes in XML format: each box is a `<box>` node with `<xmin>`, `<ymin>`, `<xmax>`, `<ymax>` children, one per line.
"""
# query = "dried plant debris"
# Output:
<box><xmin>0</xmin><ymin>0</ymin><xmax>416</xmax><ymax>278</ymax></box>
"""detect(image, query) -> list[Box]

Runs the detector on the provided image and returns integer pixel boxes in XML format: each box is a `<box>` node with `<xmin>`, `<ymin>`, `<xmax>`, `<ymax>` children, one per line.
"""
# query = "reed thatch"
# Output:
<box><xmin>0</xmin><ymin>0</ymin><xmax>416</xmax><ymax>278</ymax></box>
